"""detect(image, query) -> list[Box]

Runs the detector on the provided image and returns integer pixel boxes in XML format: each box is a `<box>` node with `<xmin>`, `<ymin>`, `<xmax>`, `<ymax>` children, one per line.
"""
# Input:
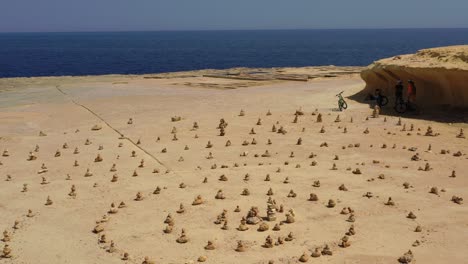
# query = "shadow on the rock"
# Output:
<box><xmin>348</xmin><ymin>90</ymin><xmax>468</xmax><ymax>123</ymax></box>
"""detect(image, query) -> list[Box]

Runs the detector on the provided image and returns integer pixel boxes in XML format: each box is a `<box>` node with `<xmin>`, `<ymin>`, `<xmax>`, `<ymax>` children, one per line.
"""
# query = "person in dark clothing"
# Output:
<box><xmin>374</xmin><ymin>88</ymin><xmax>383</xmax><ymax>106</ymax></box>
<box><xmin>395</xmin><ymin>80</ymin><xmax>404</xmax><ymax>103</ymax></box>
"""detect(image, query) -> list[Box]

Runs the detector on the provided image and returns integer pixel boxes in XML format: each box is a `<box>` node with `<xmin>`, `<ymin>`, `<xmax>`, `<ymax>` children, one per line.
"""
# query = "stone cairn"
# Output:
<box><xmin>372</xmin><ymin>105</ymin><xmax>380</xmax><ymax>118</ymax></box>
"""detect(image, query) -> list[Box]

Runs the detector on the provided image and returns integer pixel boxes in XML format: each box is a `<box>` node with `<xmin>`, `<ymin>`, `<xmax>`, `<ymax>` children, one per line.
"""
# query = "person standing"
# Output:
<box><xmin>407</xmin><ymin>80</ymin><xmax>416</xmax><ymax>104</ymax></box>
<box><xmin>395</xmin><ymin>80</ymin><xmax>404</xmax><ymax>103</ymax></box>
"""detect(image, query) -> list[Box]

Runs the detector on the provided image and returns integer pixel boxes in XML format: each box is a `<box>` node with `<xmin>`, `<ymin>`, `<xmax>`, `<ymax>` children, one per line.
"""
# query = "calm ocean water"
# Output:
<box><xmin>1</xmin><ymin>29</ymin><xmax>467</xmax><ymax>78</ymax></box>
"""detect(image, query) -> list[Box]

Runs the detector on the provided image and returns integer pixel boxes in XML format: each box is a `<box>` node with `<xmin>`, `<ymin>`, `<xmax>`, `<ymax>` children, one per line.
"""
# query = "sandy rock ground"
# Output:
<box><xmin>0</xmin><ymin>70</ymin><xmax>467</xmax><ymax>264</ymax></box>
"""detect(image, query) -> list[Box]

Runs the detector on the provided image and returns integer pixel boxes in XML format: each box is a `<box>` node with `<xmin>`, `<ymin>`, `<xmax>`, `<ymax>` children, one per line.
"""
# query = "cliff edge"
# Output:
<box><xmin>360</xmin><ymin>45</ymin><xmax>468</xmax><ymax>108</ymax></box>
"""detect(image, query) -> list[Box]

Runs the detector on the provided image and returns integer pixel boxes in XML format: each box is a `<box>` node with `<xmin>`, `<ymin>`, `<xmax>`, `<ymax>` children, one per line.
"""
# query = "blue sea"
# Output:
<box><xmin>1</xmin><ymin>29</ymin><xmax>467</xmax><ymax>78</ymax></box>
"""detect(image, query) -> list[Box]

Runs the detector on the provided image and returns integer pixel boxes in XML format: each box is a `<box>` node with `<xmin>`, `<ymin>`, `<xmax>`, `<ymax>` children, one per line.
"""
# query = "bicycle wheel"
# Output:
<box><xmin>379</xmin><ymin>96</ymin><xmax>389</xmax><ymax>106</ymax></box>
<box><xmin>341</xmin><ymin>100</ymin><xmax>348</xmax><ymax>110</ymax></box>
<box><xmin>394</xmin><ymin>102</ymin><xmax>407</xmax><ymax>114</ymax></box>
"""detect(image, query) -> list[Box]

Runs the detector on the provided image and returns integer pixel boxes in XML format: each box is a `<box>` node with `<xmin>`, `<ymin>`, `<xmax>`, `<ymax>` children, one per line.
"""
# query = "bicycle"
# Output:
<box><xmin>375</xmin><ymin>95</ymin><xmax>389</xmax><ymax>107</ymax></box>
<box><xmin>365</xmin><ymin>90</ymin><xmax>389</xmax><ymax>107</ymax></box>
<box><xmin>394</xmin><ymin>97</ymin><xmax>418</xmax><ymax>114</ymax></box>
<box><xmin>336</xmin><ymin>91</ymin><xmax>348</xmax><ymax>111</ymax></box>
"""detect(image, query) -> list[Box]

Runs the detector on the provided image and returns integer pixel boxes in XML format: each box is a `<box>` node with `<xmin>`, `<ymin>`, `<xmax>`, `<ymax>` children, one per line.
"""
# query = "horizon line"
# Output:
<box><xmin>1</xmin><ymin>27</ymin><xmax>468</xmax><ymax>34</ymax></box>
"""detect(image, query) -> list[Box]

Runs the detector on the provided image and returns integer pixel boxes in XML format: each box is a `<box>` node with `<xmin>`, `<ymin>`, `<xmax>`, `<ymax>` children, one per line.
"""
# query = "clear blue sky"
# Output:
<box><xmin>1</xmin><ymin>0</ymin><xmax>467</xmax><ymax>32</ymax></box>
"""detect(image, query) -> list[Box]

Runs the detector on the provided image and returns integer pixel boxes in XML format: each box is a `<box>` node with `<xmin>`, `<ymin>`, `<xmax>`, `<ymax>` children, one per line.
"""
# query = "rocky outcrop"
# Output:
<box><xmin>360</xmin><ymin>45</ymin><xmax>468</xmax><ymax>108</ymax></box>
